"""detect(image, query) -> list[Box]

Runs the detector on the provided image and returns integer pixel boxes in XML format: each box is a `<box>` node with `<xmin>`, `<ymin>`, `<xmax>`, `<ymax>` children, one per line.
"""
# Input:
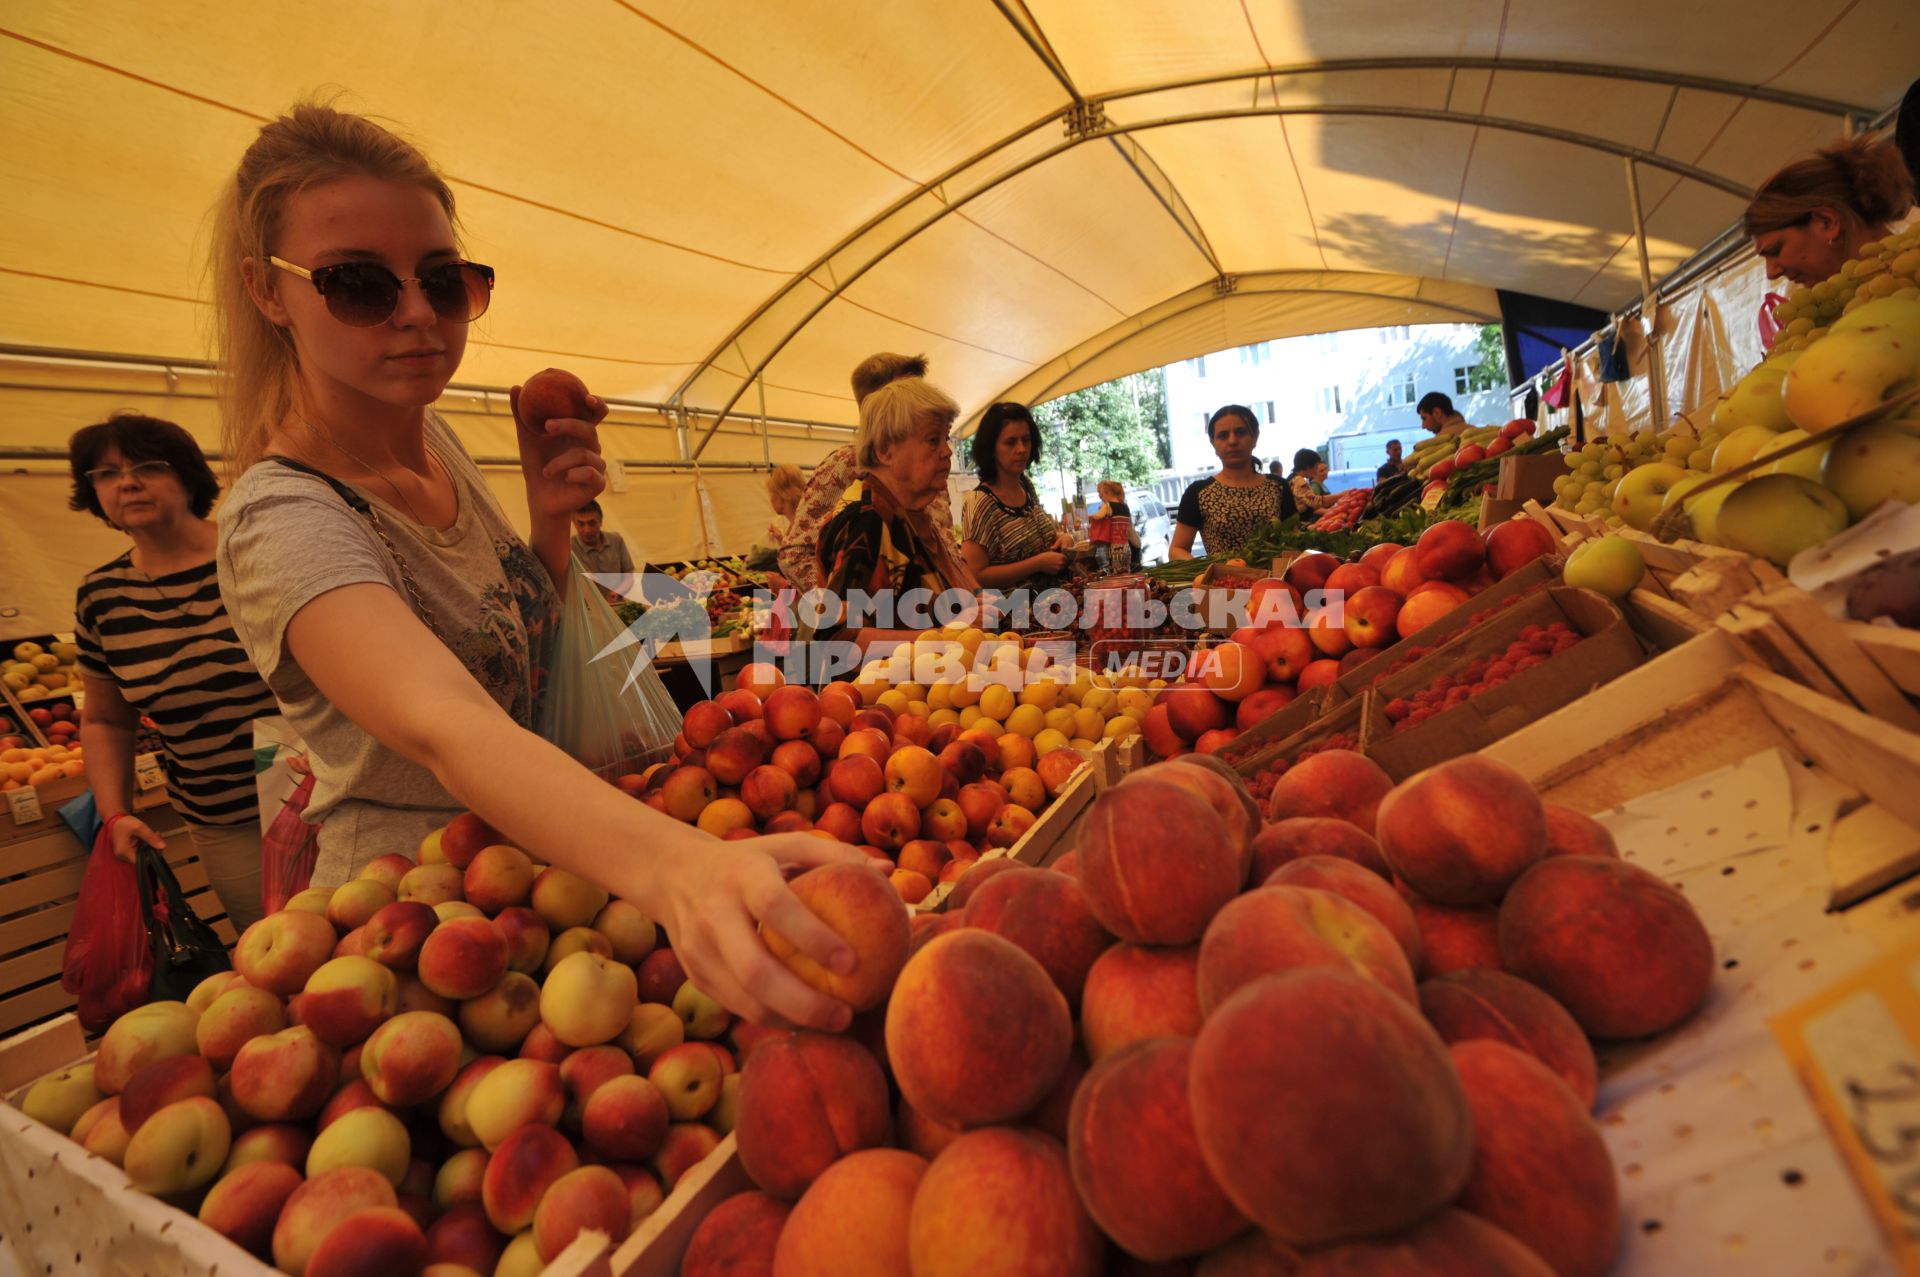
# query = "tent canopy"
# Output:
<box><xmin>3</xmin><ymin>0</ymin><xmax>1916</xmax><ymax>448</ymax></box>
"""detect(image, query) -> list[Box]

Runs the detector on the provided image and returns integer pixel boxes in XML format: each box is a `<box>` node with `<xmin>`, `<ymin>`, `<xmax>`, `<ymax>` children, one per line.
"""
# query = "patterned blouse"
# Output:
<box><xmin>817</xmin><ymin>474</ymin><xmax>978</xmax><ymax>604</ymax></box>
<box><xmin>1174</xmin><ymin>475</ymin><xmax>1296</xmax><ymax>556</ymax></box>
<box><xmin>779</xmin><ymin>444</ymin><xmax>953</xmax><ymax>594</ymax></box>
<box><xmin>1289</xmin><ymin>473</ymin><xmax>1334</xmax><ymax>512</ymax></box>
<box><xmin>962</xmin><ymin>477</ymin><xmax>1067</xmax><ymax>587</ymax></box>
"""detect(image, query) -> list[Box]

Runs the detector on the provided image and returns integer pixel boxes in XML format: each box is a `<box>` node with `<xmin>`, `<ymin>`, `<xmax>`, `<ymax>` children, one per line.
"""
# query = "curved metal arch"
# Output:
<box><xmin>961</xmin><ymin>283</ymin><xmax>1503</xmax><ymax>434</ymax></box>
<box><xmin>686</xmin><ymin>99</ymin><xmax>1754</xmax><ymax>454</ymax></box>
<box><xmin>1091</xmin><ymin>57</ymin><xmax>1875</xmax><ymax>122</ymax></box>
<box><xmin>672</xmin><ymin>53</ymin><xmax>1872</xmax><ymax>441</ymax></box>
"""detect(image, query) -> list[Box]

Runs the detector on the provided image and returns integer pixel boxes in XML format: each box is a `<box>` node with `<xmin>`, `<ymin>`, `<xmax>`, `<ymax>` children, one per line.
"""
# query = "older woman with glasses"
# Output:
<box><xmin>815</xmin><ymin>376</ymin><xmax>979</xmax><ymax>639</ymax></box>
<box><xmin>69</xmin><ymin>414</ymin><xmax>279</xmax><ymax>932</ymax></box>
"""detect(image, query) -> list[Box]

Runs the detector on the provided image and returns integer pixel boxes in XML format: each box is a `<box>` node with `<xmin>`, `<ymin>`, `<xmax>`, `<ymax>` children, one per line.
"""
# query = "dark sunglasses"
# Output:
<box><xmin>269</xmin><ymin>255</ymin><xmax>494</xmax><ymax>327</ymax></box>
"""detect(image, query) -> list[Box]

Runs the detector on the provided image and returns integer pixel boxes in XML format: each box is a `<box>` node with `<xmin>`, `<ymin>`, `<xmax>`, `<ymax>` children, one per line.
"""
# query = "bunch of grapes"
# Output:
<box><xmin>1769</xmin><ymin>224</ymin><xmax>1920</xmax><ymax>355</ymax></box>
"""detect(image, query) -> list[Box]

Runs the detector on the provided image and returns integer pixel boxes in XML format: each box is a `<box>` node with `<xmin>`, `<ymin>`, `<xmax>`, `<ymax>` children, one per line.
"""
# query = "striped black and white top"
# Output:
<box><xmin>74</xmin><ymin>555</ymin><xmax>277</xmax><ymax>826</ymax></box>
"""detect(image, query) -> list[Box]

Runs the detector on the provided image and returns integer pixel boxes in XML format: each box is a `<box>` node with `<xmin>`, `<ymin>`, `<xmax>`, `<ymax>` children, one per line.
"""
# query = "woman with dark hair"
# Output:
<box><xmin>68</xmin><ymin>414</ymin><xmax>278</xmax><ymax>932</ymax></box>
<box><xmin>961</xmin><ymin>402</ymin><xmax>1074</xmax><ymax>591</ymax></box>
<box><xmin>1287</xmin><ymin>448</ymin><xmax>1334</xmax><ymax>514</ymax></box>
<box><xmin>1745</xmin><ymin>135</ymin><xmax>1914</xmax><ymax>287</ymax></box>
<box><xmin>1169</xmin><ymin>405</ymin><xmax>1296</xmax><ymax>560</ymax></box>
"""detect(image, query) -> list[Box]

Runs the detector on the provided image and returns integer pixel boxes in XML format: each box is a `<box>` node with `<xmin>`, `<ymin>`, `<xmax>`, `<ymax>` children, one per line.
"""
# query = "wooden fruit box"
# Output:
<box><xmin>0</xmin><ymin>1014</ymin><xmax>619</xmax><ymax>1277</ymax></box>
<box><xmin>1360</xmin><ymin>587</ymin><xmax>1646</xmax><ymax>782</ymax></box>
<box><xmin>1480</xmin><ymin>628</ymin><xmax>1920</xmax><ymax>919</ymax></box>
<box><xmin>1329</xmin><ymin>555</ymin><xmax>1565</xmax><ymax>704</ymax></box>
<box><xmin>0</xmin><ymin>795</ymin><xmax>238</xmax><ymax>1040</ymax></box>
<box><xmin>913</xmin><ymin>734</ymin><xmax>1144</xmax><ymax>916</ymax></box>
<box><xmin>1480</xmin><ymin>638</ymin><xmax>1920</xmax><ymax>1272</ymax></box>
<box><xmin>1208</xmin><ymin>684</ymin><xmax>1331</xmax><ymax>772</ymax></box>
<box><xmin>1228</xmin><ymin>692</ymin><xmax>1373</xmax><ymax>785</ymax></box>
<box><xmin>1712</xmin><ymin>587</ymin><xmax>1920</xmax><ymax>734</ymax></box>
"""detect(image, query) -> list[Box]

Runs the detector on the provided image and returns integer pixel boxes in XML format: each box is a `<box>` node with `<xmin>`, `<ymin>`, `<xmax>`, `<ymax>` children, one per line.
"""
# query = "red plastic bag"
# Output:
<box><xmin>261</xmin><ymin>771</ymin><xmax>321</xmax><ymax>913</ymax></box>
<box><xmin>61</xmin><ymin>828</ymin><xmax>153</xmax><ymax>1033</ymax></box>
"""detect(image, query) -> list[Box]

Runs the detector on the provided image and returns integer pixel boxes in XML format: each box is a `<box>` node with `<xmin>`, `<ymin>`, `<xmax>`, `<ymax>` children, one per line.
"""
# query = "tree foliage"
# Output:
<box><xmin>1030</xmin><ymin>370</ymin><xmax>1169</xmax><ymax>492</ymax></box>
<box><xmin>1468</xmin><ymin>324</ymin><xmax>1509</xmax><ymax>391</ymax></box>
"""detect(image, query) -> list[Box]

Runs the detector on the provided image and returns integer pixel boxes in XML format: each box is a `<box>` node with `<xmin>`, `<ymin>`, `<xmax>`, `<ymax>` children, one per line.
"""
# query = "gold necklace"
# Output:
<box><xmin>297</xmin><ymin>414</ymin><xmax>438</xmax><ymax>526</ymax></box>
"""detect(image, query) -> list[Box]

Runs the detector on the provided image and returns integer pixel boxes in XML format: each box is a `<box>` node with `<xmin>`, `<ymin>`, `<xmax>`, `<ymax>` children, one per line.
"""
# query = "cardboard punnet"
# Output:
<box><xmin>1497</xmin><ymin>452</ymin><xmax>1565</xmax><ymax>505</ymax></box>
<box><xmin>1362</xmin><ymin>586</ymin><xmax>1645</xmax><ymax>779</ymax></box>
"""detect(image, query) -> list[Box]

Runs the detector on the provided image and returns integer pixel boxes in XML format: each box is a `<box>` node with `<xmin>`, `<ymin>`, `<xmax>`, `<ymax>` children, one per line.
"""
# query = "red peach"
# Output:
<box><xmin>1197</xmin><ymin>885</ymin><xmax>1416</xmax><ymax>1012</ymax></box>
<box><xmin>1264</xmin><ymin>749</ymin><xmax>1393</xmax><ymax>833</ymax></box>
<box><xmin>760</xmin><ymin>862</ymin><xmax>911</xmax><ymax>1012</ymax></box>
<box><xmin>481</xmin><ymin>1124</ymin><xmax>579</xmax><ymax>1235</ymax></box>
<box><xmin>1069</xmin><ymin>1037</ymin><xmax>1247</xmax><ymax>1261</ymax></box>
<box><xmin>304</xmin><ymin>1207</ymin><xmax>427</xmax><ymax>1277</ymax></box>
<box><xmin>271</xmin><ymin>1166</ymin><xmax>398</xmax><ymax>1276</ymax></box>
<box><xmin>424</xmin><ymin>1201</ymin><xmax>507</xmax><ymax>1273</ymax></box>
<box><xmin>682</xmin><ymin>1190</ymin><xmax>791</xmax><ymax>1277</ymax></box>
<box><xmin>1291</xmin><ymin>1209</ymin><xmax>1554</xmax><ymax>1275</ymax></box>
<box><xmin>962</xmin><ymin>867</ymin><xmax>1116</xmax><ymax>1009</ymax></box>
<box><xmin>1080</xmin><ymin>942</ymin><xmax>1203</xmax><ymax>1062</ymax></box>
<box><xmin>1419</xmin><ymin>968</ymin><xmax>1598</xmax><ymax>1109</ymax></box>
<box><xmin>1408</xmin><ymin>897</ymin><xmax>1505</xmax><ymax>978</ymax></box>
<box><xmin>1250</xmin><ymin>817</ymin><xmax>1392</xmax><ymax>881</ymax></box>
<box><xmin>533</xmin><ymin>1164</ymin><xmax>631</xmax><ymax>1261</ymax></box>
<box><xmin>199</xmin><ymin>1160</ymin><xmax>303</xmax><ymax>1258</ymax></box>
<box><xmin>1265</xmin><ymin>855</ymin><xmax>1421</xmax><ymax>970</ymax></box>
<box><xmin>906</xmin><ymin>1128</ymin><xmax>1102</xmax><ymax>1277</ymax></box>
<box><xmin>1078</xmin><ymin>776</ymin><xmax>1241</xmax><ymax>945</ymax></box>
<box><xmin>1451</xmin><ymin>1041</ymin><xmax>1620</xmax><ymax>1277</ymax></box>
<box><xmin>417</xmin><ymin>916</ymin><xmax>509</xmax><ymax>1000</ymax></box>
<box><xmin>362</xmin><ymin>900</ymin><xmax>438</xmax><ymax>971</ymax></box>
<box><xmin>773</xmin><ymin>1147</ymin><xmax>928</xmax><ymax>1277</ymax></box>
<box><xmin>1189</xmin><ymin>969</ymin><xmax>1472</xmax><ymax>1246</ymax></box>
<box><xmin>1499</xmin><ymin>855</ymin><xmax>1713</xmax><ymax>1038</ymax></box>
<box><xmin>1376</xmin><ymin>756</ymin><xmax>1547</xmax><ymax>905</ymax></box>
<box><xmin>735</xmin><ymin>1030</ymin><xmax>889</xmax><ymax>1199</ymax></box>
<box><xmin>1542</xmin><ymin>803</ymin><xmax>1620</xmax><ymax>858</ymax></box>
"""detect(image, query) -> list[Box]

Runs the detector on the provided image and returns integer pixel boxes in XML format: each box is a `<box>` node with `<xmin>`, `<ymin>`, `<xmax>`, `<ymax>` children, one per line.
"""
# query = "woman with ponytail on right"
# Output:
<box><xmin>1744</xmin><ymin>134</ymin><xmax>1914</xmax><ymax>288</ymax></box>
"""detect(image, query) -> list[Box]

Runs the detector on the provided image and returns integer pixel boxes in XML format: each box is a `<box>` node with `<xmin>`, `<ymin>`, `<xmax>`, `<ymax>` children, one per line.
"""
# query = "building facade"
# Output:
<box><xmin>1159</xmin><ymin>324</ymin><xmax>1510</xmax><ymax>498</ymax></box>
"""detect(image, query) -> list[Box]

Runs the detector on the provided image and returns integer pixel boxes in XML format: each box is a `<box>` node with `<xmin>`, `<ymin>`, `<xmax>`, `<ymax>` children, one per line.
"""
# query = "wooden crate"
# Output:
<box><xmin>0</xmin><ymin>1014</ymin><xmax>623</xmax><ymax>1276</ymax></box>
<box><xmin>1481</xmin><ymin>628</ymin><xmax>1920</xmax><ymax>914</ymax></box>
<box><xmin>1229</xmin><ymin>692</ymin><xmax>1372</xmax><ymax>783</ymax></box>
<box><xmin>0</xmin><ymin>796</ymin><xmax>239</xmax><ymax>1040</ymax></box>
<box><xmin>912</xmin><ymin>734</ymin><xmax>1143</xmax><ymax>916</ymax></box>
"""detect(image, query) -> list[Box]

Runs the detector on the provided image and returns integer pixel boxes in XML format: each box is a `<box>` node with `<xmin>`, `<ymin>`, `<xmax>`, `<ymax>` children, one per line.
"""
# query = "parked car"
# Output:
<box><xmin>1125</xmin><ymin>488</ymin><xmax>1172</xmax><ymax>566</ymax></box>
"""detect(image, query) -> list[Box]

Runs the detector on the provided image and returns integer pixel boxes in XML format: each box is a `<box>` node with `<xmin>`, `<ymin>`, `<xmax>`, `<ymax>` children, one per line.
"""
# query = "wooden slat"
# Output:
<box><xmin>1740</xmin><ymin>666</ymin><xmax>1920</xmax><ymax>840</ymax></box>
<box><xmin>0</xmin><ymin>860</ymin><xmax>85</xmax><ymax>919</ymax></box>
<box><xmin>1825</xmin><ymin>802</ymin><xmax>1920</xmax><ymax>911</ymax></box>
<box><xmin>1842</xmin><ymin>621</ymin><xmax>1920</xmax><ymax>699</ymax></box>
<box><xmin>0</xmin><ymin>1013</ymin><xmax>86</xmax><ymax>1095</ymax></box>
<box><xmin>608</xmin><ymin>1136</ymin><xmax>750</xmax><ymax>1277</ymax></box>
<box><xmin>1842</xmin><ymin>875</ymin><xmax>1920</xmax><ymax>954</ymax></box>
<box><xmin>0</xmin><ymin>938</ymin><xmax>64</xmax><ymax>997</ymax></box>
<box><xmin>0</xmin><ymin>899</ymin><xmax>76</xmax><ymax>958</ymax></box>
<box><xmin>1747</xmin><ymin>588</ymin><xmax>1920</xmax><ymax>733</ymax></box>
<box><xmin>0</xmin><ymin>979</ymin><xmax>81</xmax><ymax>1040</ymax></box>
<box><xmin>1623</xmin><ymin>589</ymin><xmax>1714</xmax><ymax>652</ymax></box>
<box><xmin>1717</xmin><ymin>606</ymin><xmax>1849</xmax><ymax>701</ymax></box>
<box><xmin>1667</xmin><ymin>557</ymin><xmax>1765</xmax><ymax>620</ymax></box>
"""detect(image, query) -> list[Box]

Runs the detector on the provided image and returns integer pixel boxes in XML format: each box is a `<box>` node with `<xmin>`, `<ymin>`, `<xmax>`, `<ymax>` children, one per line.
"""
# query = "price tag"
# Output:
<box><xmin>6</xmin><ymin>785</ymin><xmax>43</xmax><ymax>826</ymax></box>
<box><xmin>134</xmin><ymin>752</ymin><xmax>166</xmax><ymax>792</ymax></box>
<box><xmin>1771</xmin><ymin>937</ymin><xmax>1920</xmax><ymax>1265</ymax></box>
<box><xmin>1419</xmin><ymin>485</ymin><xmax>1449</xmax><ymax>511</ymax></box>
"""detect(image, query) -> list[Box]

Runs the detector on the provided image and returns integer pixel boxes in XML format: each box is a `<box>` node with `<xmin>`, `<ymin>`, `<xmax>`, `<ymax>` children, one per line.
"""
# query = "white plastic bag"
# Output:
<box><xmin>539</xmin><ymin>557</ymin><xmax>682</xmax><ymax>777</ymax></box>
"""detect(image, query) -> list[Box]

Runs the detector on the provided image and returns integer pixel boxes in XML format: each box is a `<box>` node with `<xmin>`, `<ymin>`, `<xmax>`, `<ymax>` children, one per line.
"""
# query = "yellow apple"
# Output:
<box><xmin>1783</xmin><ymin>324</ymin><xmax>1920</xmax><ymax>431</ymax></box>
<box><xmin>1755</xmin><ymin>429</ymin><xmax>1834</xmax><ymax>483</ymax></box>
<box><xmin>1716</xmin><ymin>474</ymin><xmax>1851</xmax><ymax>567</ymax></box>
<box><xmin>21</xmin><ymin>1062</ymin><xmax>104</xmax><ymax>1135</ymax></box>
<box><xmin>1712</xmin><ymin>425</ymin><xmax>1782</xmax><ymax>474</ymax></box>
<box><xmin>1610</xmin><ymin>462</ymin><xmax>1690</xmax><ymax>532</ymax></box>
<box><xmin>1821</xmin><ymin>420</ymin><xmax>1920</xmax><ymax>519</ymax></box>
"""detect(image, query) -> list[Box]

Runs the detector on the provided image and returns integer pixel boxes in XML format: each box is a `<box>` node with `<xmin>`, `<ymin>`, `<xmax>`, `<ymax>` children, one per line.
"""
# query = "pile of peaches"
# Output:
<box><xmin>16</xmin><ymin>814</ymin><xmax>759</xmax><ymax>1276</ymax></box>
<box><xmin>1143</xmin><ymin>515</ymin><xmax>1562</xmax><ymax>761</ymax></box>
<box><xmin>623</xmin><ymin>662</ymin><xmax>1091</xmax><ymax>904</ymax></box>
<box><xmin>682</xmin><ymin>747</ymin><xmax>1711</xmax><ymax>1275</ymax></box>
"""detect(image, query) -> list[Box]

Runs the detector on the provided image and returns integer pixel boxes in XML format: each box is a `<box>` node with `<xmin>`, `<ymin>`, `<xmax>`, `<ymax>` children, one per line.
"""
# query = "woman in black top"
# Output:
<box><xmin>70</xmin><ymin>415</ymin><xmax>279</xmax><ymax>932</ymax></box>
<box><xmin>1170</xmin><ymin>405</ymin><xmax>1296</xmax><ymax>560</ymax></box>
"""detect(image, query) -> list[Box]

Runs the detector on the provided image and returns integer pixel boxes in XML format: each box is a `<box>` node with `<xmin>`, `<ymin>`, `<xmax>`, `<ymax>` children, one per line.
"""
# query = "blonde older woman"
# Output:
<box><xmin>816</xmin><ymin>376</ymin><xmax>977</xmax><ymax>605</ymax></box>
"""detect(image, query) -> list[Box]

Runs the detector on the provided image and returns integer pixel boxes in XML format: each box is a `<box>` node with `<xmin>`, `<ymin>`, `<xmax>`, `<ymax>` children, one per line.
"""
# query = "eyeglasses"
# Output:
<box><xmin>86</xmin><ymin>460</ymin><xmax>173</xmax><ymax>486</ymax></box>
<box><xmin>269</xmin><ymin>255</ymin><xmax>494</xmax><ymax>327</ymax></box>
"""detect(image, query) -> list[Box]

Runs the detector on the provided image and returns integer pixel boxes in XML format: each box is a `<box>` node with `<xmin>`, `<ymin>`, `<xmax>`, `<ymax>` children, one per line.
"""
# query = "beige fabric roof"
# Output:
<box><xmin>3</xmin><ymin>0</ymin><xmax>1916</xmax><ymax>450</ymax></box>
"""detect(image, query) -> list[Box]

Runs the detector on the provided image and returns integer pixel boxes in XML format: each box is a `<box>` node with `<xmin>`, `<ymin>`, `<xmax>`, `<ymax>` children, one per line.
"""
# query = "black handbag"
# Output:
<box><xmin>137</xmin><ymin>844</ymin><xmax>232</xmax><ymax>1003</ymax></box>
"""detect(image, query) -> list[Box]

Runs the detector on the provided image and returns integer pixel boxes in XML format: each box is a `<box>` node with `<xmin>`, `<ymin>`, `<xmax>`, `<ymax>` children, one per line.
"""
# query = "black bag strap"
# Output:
<box><xmin>267</xmin><ymin>456</ymin><xmax>446</xmax><ymax>639</ymax></box>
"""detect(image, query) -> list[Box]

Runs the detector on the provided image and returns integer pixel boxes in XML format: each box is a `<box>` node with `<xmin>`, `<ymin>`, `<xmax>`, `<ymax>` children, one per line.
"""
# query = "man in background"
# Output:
<box><xmin>571</xmin><ymin>499</ymin><xmax>636</xmax><ymax>598</ymax></box>
<box><xmin>1416</xmin><ymin>392</ymin><xmax>1470</xmax><ymax>439</ymax></box>
<box><xmin>1376</xmin><ymin>439</ymin><xmax>1406</xmax><ymax>480</ymax></box>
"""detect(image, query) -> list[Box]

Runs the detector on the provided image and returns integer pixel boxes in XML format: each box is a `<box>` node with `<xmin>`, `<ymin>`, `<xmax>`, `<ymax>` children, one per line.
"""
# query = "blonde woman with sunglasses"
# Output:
<box><xmin>211</xmin><ymin>103</ymin><xmax>864</xmax><ymax>1032</ymax></box>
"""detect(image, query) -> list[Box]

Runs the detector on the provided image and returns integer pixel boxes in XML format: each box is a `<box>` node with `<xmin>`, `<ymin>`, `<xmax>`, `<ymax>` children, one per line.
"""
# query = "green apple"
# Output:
<box><xmin>1820</xmin><ymin>420</ymin><xmax>1920</xmax><ymax>520</ymax></box>
<box><xmin>1711</xmin><ymin>352</ymin><xmax>1800</xmax><ymax>434</ymax></box>
<box><xmin>1611</xmin><ymin>462</ymin><xmax>1690</xmax><ymax>532</ymax></box>
<box><xmin>1783</xmin><ymin>325</ymin><xmax>1920</xmax><ymax>431</ymax></box>
<box><xmin>1712</xmin><ymin>426</ymin><xmax>1782</xmax><ymax>474</ymax></box>
<box><xmin>1755</xmin><ymin>429</ymin><xmax>1834</xmax><ymax>483</ymax></box>
<box><xmin>1564</xmin><ymin>536</ymin><xmax>1646</xmax><ymax>599</ymax></box>
<box><xmin>1716</xmin><ymin>475</ymin><xmax>1851</xmax><ymax>567</ymax></box>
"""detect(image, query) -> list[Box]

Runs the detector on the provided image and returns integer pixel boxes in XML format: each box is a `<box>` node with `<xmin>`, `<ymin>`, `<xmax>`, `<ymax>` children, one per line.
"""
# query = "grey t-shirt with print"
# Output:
<box><xmin>217</xmin><ymin>411</ymin><xmax>558</xmax><ymax>887</ymax></box>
